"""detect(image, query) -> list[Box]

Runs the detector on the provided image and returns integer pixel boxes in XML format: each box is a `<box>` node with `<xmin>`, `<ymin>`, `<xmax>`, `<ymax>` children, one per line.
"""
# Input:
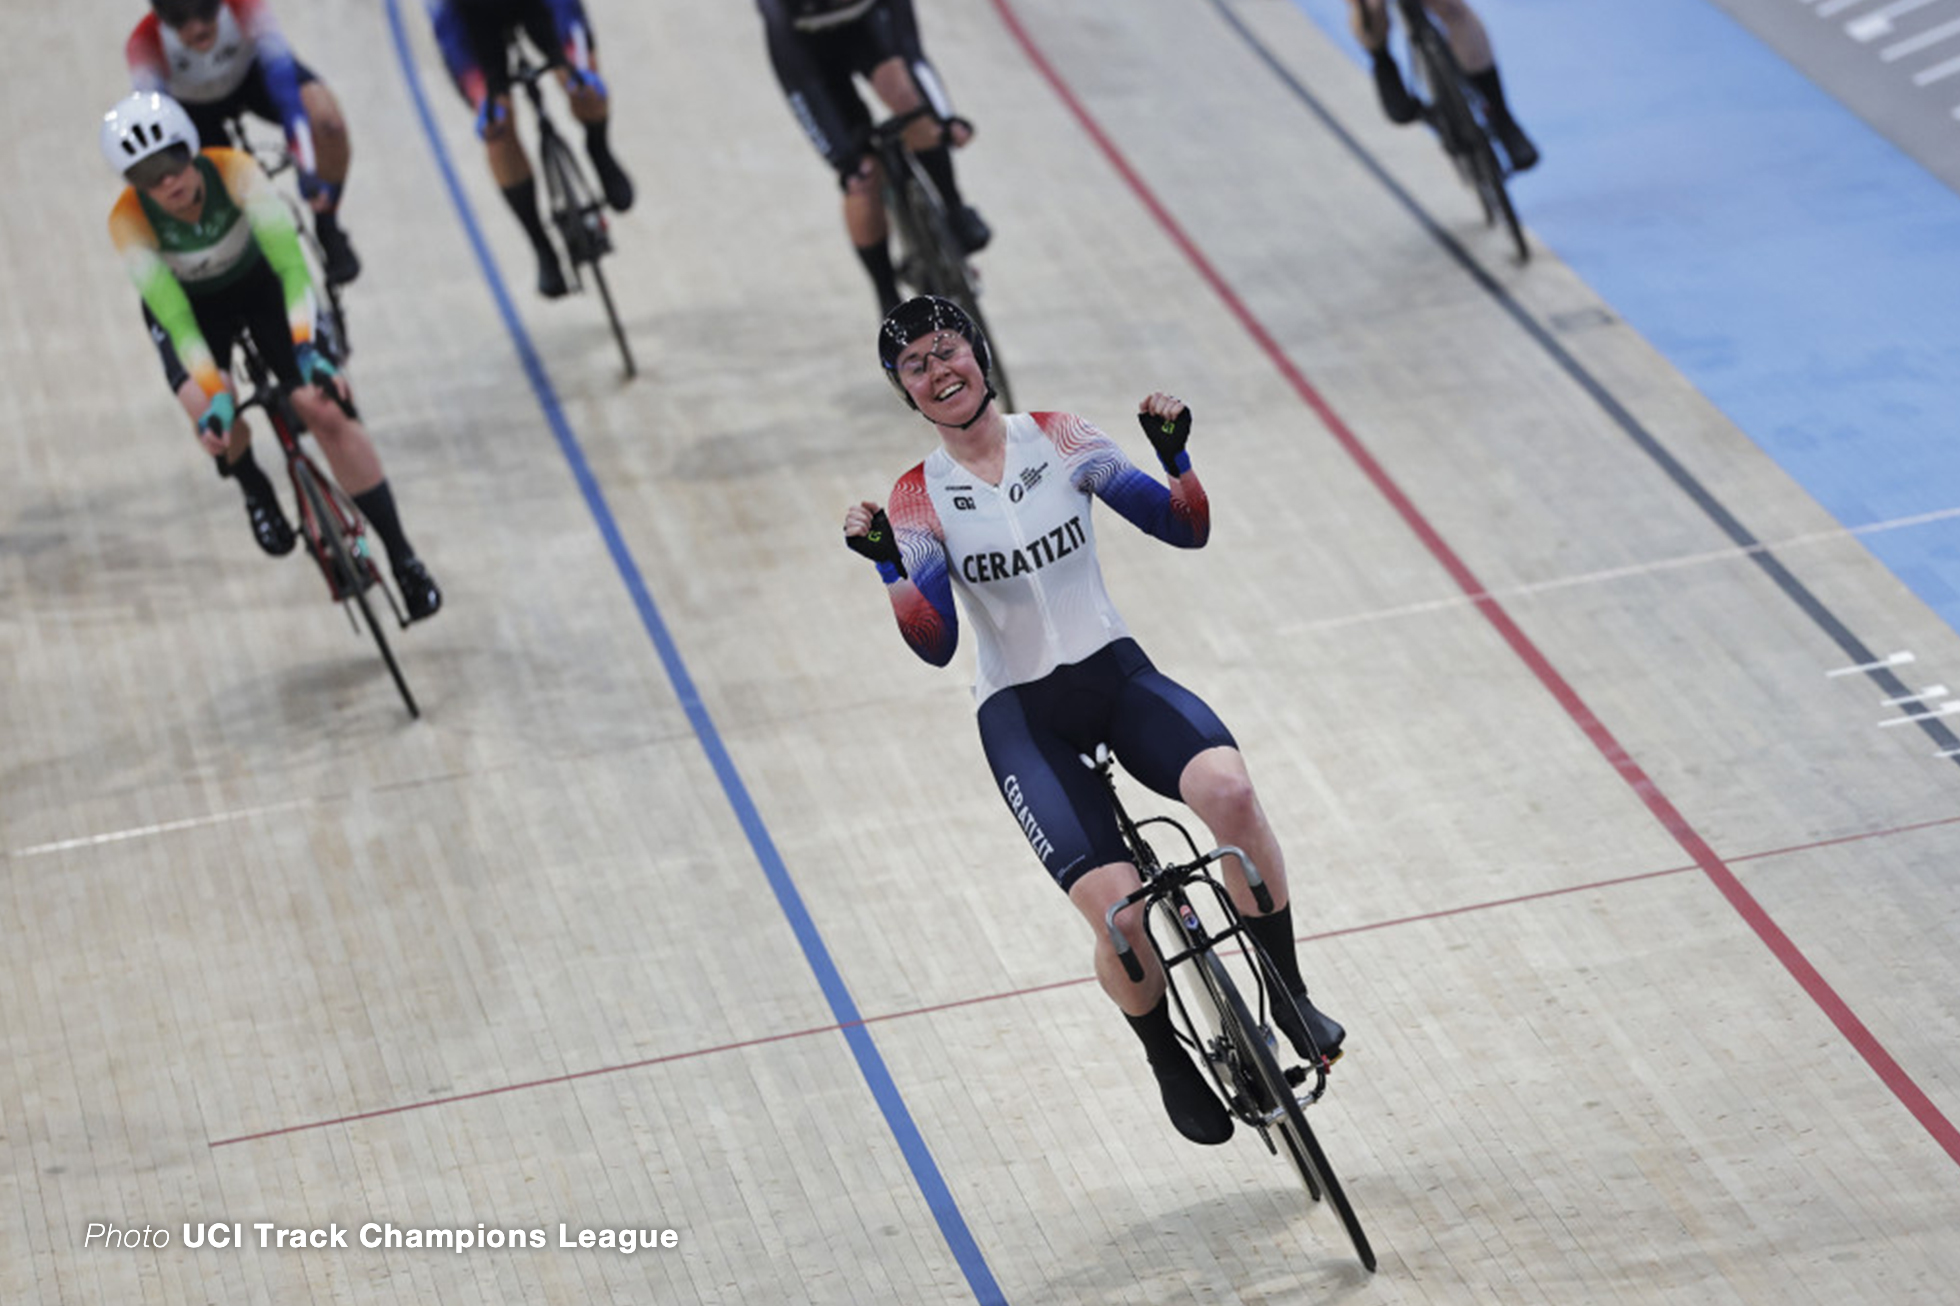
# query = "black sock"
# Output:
<box><xmin>1123</xmin><ymin>994</ymin><xmax>1188</xmax><ymax>1068</ymax></box>
<box><xmin>352</xmin><ymin>480</ymin><xmax>414</xmax><ymax>571</ymax></box>
<box><xmin>223</xmin><ymin>446</ymin><xmax>274</xmax><ymax>498</ymax></box>
<box><xmin>1372</xmin><ymin>49</ymin><xmax>1421</xmax><ymax>125</ymax></box>
<box><xmin>501</xmin><ymin>178</ymin><xmax>555</xmax><ymax>255</ymax></box>
<box><xmin>914</xmin><ymin>143</ymin><xmax>965</xmax><ymax>211</ymax></box>
<box><xmin>584</xmin><ymin>116</ymin><xmax>614</xmax><ymax>165</ymax></box>
<box><xmin>316</xmin><ymin>207</ymin><xmax>343</xmax><ymax>242</ymax></box>
<box><xmin>856</xmin><ymin>242</ymin><xmax>901</xmax><ymax>312</ymax></box>
<box><xmin>1240</xmin><ymin>903</ymin><xmax>1307</xmax><ymax>997</ymax></box>
<box><xmin>1467</xmin><ymin>67</ymin><xmax>1515</xmax><ymax>129</ymax></box>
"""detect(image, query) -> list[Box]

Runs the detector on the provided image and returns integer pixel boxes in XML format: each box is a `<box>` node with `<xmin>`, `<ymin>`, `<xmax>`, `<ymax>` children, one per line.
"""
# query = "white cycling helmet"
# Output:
<box><xmin>100</xmin><ymin>91</ymin><xmax>200</xmax><ymax>179</ymax></box>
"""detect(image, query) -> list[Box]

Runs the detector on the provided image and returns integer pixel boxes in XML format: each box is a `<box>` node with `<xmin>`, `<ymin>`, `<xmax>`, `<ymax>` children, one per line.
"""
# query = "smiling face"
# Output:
<box><xmin>895</xmin><ymin>331</ymin><xmax>988</xmax><ymax>427</ymax></box>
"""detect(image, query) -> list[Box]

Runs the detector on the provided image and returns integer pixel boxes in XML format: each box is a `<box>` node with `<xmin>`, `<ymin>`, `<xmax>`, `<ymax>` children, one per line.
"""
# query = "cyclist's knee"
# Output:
<box><xmin>1426</xmin><ymin>0</ymin><xmax>1473</xmax><ymax>24</ymax></box>
<box><xmin>840</xmin><ymin>154</ymin><xmax>880</xmax><ymax>196</ymax></box>
<box><xmin>1179</xmin><ymin>751</ymin><xmax>1258</xmax><ymax>827</ymax></box>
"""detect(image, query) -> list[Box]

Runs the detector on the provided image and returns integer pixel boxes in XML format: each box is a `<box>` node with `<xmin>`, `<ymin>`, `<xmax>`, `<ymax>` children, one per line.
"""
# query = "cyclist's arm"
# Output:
<box><xmin>544</xmin><ymin>0</ymin><xmax>597</xmax><ymax>74</ymax></box>
<box><xmin>125</xmin><ymin>16</ymin><xmax>170</xmax><ymax>93</ymax></box>
<box><xmin>886</xmin><ymin>466</ymin><xmax>960</xmax><ymax>665</ymax></box>
<box><xmin>214</xmin><ymin>148</ymin><xmax>317</xmax><ymax>349</ymax></box>
<box><xmin>230</xmin><ymin>0</ymin><xmax>316</xmax><ymax>174</ymax></box>
<box><xmin>427</xmin><ymin>0</ymin><xmax>490</xmax><ymax>108</ymax></box>
<box><xmin>110</xmin><ymin>190</ymin><xmax>227</xmax><ymax>402</ymax></box>
<box><xmin>1039</xmin><ymin>411</ymin><xmax>1209</xmax><ymax>548</ymax></box>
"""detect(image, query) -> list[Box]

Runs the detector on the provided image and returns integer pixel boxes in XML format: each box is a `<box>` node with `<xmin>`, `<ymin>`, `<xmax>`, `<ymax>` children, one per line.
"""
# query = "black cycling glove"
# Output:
<box><xmin>1139</xmin><ymin>406</ymin><xmax>1193</xmax><ymax>477</ymax></box>
<box><xmin>846</xmin><ymin>508</ymin><xmax>907</xmax><ymax>582</ymax></box>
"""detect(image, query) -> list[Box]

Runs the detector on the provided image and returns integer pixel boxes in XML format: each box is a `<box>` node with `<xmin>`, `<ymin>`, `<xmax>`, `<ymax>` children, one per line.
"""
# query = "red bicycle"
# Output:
<box><xmin>231</xmin><ymin>328</ymin><xmax>419</xmax><ymax>718</ymax></box>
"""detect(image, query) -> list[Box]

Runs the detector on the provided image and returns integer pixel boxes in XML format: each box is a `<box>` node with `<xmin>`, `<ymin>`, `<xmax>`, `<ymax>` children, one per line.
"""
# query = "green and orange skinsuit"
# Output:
<box><xmin>107</xmin><ymin>146</ymin><xmax>313</xmax><ymax>402</ymax></box>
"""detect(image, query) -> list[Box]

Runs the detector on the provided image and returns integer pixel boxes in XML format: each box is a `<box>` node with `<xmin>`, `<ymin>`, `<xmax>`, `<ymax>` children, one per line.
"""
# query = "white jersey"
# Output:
<box><xmin>884</xmin><ymin>411</ymin><xmax>1209</xmax><ymax>703</ymax></box>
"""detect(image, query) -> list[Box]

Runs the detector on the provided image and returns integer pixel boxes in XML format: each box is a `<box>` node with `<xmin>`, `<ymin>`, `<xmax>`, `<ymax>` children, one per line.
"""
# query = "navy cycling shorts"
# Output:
<box><xmin>975</xmin><ymin>638</ymin><xmax>1237</xmax><ymax>893</ymax></box>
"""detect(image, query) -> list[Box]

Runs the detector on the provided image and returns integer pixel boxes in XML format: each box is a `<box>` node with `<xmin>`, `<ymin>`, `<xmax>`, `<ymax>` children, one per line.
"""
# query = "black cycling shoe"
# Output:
<box><xmin>1272</xmin><ymin>990</ymin><xmax>1346</xmax><ymax>1065</ymax></box>
<box><xmin>320</xmin><ymin>223</ymin><xmax>362</xmax><ymax>286</ymax></box>
<box><xmin>394</xmin><ymin>557</ymin><xmax>442</xmax><ymax>622</ymax></box>
<box><xmin>537</xmin><ymin>250</ymin><xmax>569</xmax><ymax>299</ymax></box>
<box><xmin>951</xmin><ymin>204</ymin><xmax>992</xmax><ymax>256</ymax></box>
<box><xmin>593</xmin><ymin>150</ymin><xmax>635</xmax><ymax>213</ymax></box>
<box><xmin>1495</xmin><ymin>119</ymin><xmax>1540</xmax><ymax>173</ymax></box>
<box><xmin>1150</xmin><ymin>1054</ymin><xmax>1234</xmax><ymax>1146</ymax></box>
<box><xmin>243</xmin><ymin>486</ymin><xmax>296</xmax><ymax>557</ymax></box>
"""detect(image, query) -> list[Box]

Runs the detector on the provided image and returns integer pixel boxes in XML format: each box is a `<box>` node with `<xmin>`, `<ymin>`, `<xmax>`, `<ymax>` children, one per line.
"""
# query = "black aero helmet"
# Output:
<box><xmin>878</xmin><ymin>295</ymin><xmax>992</xmax><ymax>409</ymax></box>
<box><xmin>154</xmin><ymin>0</ymin><xmax>224</xmax><ymax>25</ymax></box>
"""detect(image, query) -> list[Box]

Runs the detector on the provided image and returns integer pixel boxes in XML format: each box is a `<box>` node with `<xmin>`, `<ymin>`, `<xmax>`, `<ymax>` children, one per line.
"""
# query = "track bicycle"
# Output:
<box><xmin>1091</xmin><ymin>744</ymin><xmax>1375</xmax><ymax>1270</ymax></box>
<box><xmin>509</xmin><ymin>50</ymin><xmax>636</xmax><ymax>378</ymax></box>
<box><xmin>229</xmin><ymin>327</ymin><xmax>420</xmax><ymax>719</ymax></box>
<box><xmin>868</xmin><ymin>106</ymin><xmax>1014</xmax><ymax>411</ymax></box>
<box><xmin>225</xmin><ymin>117</ymin><xmax>354</xmax><ymax>364</ymax></box>
<box><xmin>1388</xmin><ymin>0</ymin><xmax>1527</xmax><ymax>264</ymax></box>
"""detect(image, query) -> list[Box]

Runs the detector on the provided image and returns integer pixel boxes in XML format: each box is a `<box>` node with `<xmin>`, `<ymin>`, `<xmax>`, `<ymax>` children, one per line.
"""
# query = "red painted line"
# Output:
<box><xmin>987</xmin><ymin>0</ymin><xmax>1960</xmax><ymax>1166</ymax></box>
<box><xmin>208</xmin><ymin>814</ymin><xmax>1951</xmax><ymax>1148</ymax></box>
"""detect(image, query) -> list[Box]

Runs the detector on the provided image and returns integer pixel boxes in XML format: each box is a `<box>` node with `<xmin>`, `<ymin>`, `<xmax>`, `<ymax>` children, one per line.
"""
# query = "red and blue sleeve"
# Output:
<box><xmin>885</xmin><ymin>465</ymin><xmax>959</xmax><ymax>666</ymax></box>
<box><xmin>544</xmin><ymin>0</ymin><xmax>596</xmax><ymax>73</ymax></box>
<box><xmin>1036</xmin><ymin>412</ymin><xmax>1209</xmax><ymax>549</ymax></box>
<box><xmin>229</xmin><ymin>0</ymin><xmax>314</xmax><ymax>171</ymax></box>
<box><xmin>428</xmin><ymin>0</ymin><xmax>488</xmax><ymax>107</ymax></box>
<box><xmin>125</xmin><ymin>17</ymin><xmax>169</xmax><ymax>93</ymax></box>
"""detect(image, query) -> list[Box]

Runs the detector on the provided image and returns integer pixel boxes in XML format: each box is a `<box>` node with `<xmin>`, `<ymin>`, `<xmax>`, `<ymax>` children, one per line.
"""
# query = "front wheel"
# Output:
<box><xmin>1201</xmin><ymin>952</ymin><xmax>1376</xmax><ymax>1271</ymax></box>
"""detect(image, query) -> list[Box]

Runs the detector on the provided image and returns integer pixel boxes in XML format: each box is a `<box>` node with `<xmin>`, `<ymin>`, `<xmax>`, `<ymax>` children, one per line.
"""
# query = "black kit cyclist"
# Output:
<box><xmin>842</xmin><ymin>298</ymin><xmax>1345</xmax><ymax>1144</ymax></box>
<box><xmin>760</xmin><ymin>0</ymin><xmax>991</xmax><ymax>314</ymax></box>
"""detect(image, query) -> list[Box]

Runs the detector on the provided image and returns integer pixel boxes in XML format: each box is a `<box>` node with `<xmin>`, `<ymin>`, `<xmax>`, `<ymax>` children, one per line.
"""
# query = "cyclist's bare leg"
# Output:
<box><xmin>842</xmin><ymin>155</ymin><xmax>888</xmax><ymax>250</ymax></box>
<box><xmin>299</xmin><ymin>81</ymin><xmax>351</xmax><ymax>203</ymax></box>
<box><xmin>1424</xmin><ymin>0</ymin><xmax>1493</xmax><ymax>73</ymax></box>
<box><xmin>1348</xmin><ymin>0</ymin><xmax>1389</xmax><ymax>51</ymax></box>
<box><xmin>293</xmin><ymin>386</ymin><xmax>382</xmax><ymax>495</ymax></box>
<box><xmin>1067</xmin><ymin>861</ymin><xmax>1166</xmax><ymax>1016</ymax></box>
<box><xmin>868</xmin><ymin>55</ymin><xmax>987</xmax><ymax>252</ymax></box>
<box><xmin>1179</xmin><ymin>746</ymin><xmax>1344</xmax><ymax>1057</ymax></box>
<box><xmin>1177</xmin><ymin>746</ymin><xmax>1290</xmax><ymax>915</ymax></box>
<box><xmin>480</xmin><ymin>96</ymin><xmax>567</xmax><ymax>295</ymax></box>
<box><xmin>556</xmin><ymin>58</ymin><xmax>634</xmax><ymax>210</ymax></box>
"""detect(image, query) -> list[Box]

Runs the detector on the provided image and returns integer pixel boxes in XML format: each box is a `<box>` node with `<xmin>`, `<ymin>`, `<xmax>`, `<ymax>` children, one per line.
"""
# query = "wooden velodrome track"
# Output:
<box><xmin>6</xmin><ymin>0</ymin><xmax>1957</xmax><ymax>1301</ymax></box>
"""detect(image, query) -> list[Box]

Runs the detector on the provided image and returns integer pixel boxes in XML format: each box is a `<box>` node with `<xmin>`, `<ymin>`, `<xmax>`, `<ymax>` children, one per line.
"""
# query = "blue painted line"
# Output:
<box><xmin>380</xmin><ymin>5</ymin><xmax>1006</xmax><ymax>1300</ymax></box>
<box><xmin>1281</xmin><ymin>0</ymin><xmax>1960</xmax><ymax>640</ymax></box>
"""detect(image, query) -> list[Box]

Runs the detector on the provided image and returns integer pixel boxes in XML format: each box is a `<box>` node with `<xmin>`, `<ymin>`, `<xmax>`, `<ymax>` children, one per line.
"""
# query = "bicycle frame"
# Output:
<box><xmin>1089</xmin><ymin>746</ymin><xmax>1332</xmax><ymax>1106</ymax></box>
<box><xmin>1087</xmin><ymin>743</ymin><xmax>1375</xmax><ymax>1269</ymax></box>
<box><xmin>228</xmin><ymin>330</ymin><xmax>420</xmax><ymax>717</ymax></box>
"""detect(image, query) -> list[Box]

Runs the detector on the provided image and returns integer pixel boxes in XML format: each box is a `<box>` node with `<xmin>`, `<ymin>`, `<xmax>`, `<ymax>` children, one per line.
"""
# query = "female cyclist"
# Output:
<box><xmin>103</xmin><ymin>91</ymin><xmax>441</xmax><ymax>619</ymax></box>
<box><xmin>842</xmin><ymin>297</ymin><xmax>1344</xmax><ymax>1144</ymax></box>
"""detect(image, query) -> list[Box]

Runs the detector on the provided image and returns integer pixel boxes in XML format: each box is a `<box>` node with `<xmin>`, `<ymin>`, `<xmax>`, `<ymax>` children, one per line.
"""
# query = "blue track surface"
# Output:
<box><xmin>1290</xmin><ymin>0</ymin><xmax>1960</xmax><ymax>632</ymax></box>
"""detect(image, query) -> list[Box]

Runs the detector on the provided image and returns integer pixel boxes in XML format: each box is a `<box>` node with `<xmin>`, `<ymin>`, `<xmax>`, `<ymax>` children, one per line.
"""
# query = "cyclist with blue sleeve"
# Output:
<box><xmin>427</xmin><ymin>0</ymin><xmax>634</xmax><ymax>298</ymax></box>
